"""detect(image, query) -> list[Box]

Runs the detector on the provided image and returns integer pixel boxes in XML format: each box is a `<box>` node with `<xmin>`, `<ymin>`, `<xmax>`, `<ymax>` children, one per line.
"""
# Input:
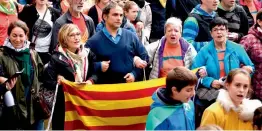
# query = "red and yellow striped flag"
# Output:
<box><xmin>62</xmin><ymin>78</ymin><xmax>165</xmax><ymax>130</ymax></box>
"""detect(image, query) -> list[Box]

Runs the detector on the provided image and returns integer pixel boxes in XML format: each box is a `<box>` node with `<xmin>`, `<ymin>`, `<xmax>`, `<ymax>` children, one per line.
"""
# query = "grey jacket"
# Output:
<box><xmin>50</xmin><ymin>11</ymin><xmax>95</xmax><ymax>53</ymax></box>
<box><xmin>139</xmin><ymin>2</ymin><xmax>152</xmax><ymax>45</ymax></box>
<box><xmin>146</xmin><ymin>37</ymin><xmax>197</xmax><ymax>79</ymax></box>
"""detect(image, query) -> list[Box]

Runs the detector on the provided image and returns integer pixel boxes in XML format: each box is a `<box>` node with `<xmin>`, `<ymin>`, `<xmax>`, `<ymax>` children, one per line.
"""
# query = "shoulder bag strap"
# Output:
<box><xmin>31</xmin><ymin>8</ymin><xmax>48</xmax><ymax>49</ymax></box>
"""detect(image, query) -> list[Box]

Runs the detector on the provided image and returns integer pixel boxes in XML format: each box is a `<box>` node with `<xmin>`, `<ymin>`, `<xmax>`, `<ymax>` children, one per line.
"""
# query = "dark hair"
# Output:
<box><xmin>102</xmin><ymin>1</ymin><xmax>119</xmax><ymax>20</ymax></box>
<box><xmin>165</xmin><ymin>66</ymin><xmax>197</xmax><ymax>96</ymax></box>
<box><xmin>7</xmin><ymin>20</ymin><xmax>29</xmax><ymax>37</ymax></box>
<box><xmin>209</xmin><ymin>17</ymin><xmax>228</xmax><ymax>31</ymax></box>
<box><xmin>253</xmin><ymin>106</ymin><xmax>262</xmax><ymax>130</ymax></box>
<box><xmin>225</xmin><ymin>68</ymin><xmax>251</xmax><ymax>85</ymax></box>
<box><xmin>255</xmin><ymin>9</ymin><xmax>262</xmax><ymax>28</ymax></box>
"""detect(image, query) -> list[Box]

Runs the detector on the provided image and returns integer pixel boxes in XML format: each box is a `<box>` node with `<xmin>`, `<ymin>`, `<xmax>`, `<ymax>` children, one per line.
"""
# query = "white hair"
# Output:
<box><xmin>164</xmin><ymin>17</ymin><xmax>182</xmax><ymax>33</ymax></box>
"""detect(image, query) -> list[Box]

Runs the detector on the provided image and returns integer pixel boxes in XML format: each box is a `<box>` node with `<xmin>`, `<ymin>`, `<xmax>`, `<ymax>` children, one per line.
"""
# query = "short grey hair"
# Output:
<box><xmin>164</xmin><ymin>17</ymin><xmax>182</xmax><ymax>33</ymax></box>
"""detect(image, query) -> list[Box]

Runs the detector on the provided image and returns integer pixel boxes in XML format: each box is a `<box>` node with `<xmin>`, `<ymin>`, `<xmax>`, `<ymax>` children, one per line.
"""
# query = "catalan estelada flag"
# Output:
<box><xmin>61</xmin><ymin>78</ymin><xmax>165</xmax><ymax>130</ymax></box>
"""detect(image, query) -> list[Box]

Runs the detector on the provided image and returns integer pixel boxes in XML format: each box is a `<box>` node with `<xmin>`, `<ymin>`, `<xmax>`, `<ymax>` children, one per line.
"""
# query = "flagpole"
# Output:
<box><xmin>46</xmin><ymin>83</ymin><xmax>59</xmax><ymax>131</ymax></box>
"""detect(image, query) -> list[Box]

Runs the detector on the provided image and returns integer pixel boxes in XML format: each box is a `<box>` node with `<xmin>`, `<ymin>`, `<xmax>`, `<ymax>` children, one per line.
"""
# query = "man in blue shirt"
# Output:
<box><xmin>86</xmin><ymin>1</ymin><xmax>148</xmax><ymax>84</ymax></box>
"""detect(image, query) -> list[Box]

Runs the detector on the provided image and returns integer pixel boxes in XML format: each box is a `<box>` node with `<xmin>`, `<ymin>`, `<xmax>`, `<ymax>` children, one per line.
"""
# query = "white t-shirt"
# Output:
<box><xmin>32</xmin><ymin>9</ymin><xmax>53</xmax><ymax>52</ymax></box>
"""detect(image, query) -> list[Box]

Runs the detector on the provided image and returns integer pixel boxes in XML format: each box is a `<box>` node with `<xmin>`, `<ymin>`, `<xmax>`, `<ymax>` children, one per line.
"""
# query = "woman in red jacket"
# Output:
<box><xmin>240</xmin><ymin>10</ymin><xmax>262</xmax><ymax>101</ymax></box>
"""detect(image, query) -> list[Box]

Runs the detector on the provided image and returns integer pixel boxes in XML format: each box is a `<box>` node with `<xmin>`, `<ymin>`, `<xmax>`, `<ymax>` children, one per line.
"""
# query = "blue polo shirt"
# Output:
<box><xmin>102</xmin><ymin>27</ymin><xmax>122</xmax><ymax>44</ymax></box>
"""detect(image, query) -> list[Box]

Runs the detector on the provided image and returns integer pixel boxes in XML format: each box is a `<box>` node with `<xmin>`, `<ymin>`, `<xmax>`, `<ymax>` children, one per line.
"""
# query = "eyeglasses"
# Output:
<box><xmin>69</xmin><ymin>32</ymin><xmax>81</xmax><ymax>38</ymax></box>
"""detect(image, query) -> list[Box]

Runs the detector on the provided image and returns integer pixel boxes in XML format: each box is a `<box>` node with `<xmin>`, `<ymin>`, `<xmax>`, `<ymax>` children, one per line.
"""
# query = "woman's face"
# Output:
<box><xmin>257</xmin><ymin>19</ymin><xmax>262</xmax><ymax>28</ymax></box>
<box><xmin>9</xmin><ymin>27</ymin><xmax>27</xmax><ymax>49</ymax></box>
<box><xmin>125</xmin><ymin>5</ymin><xmax>139</xmax><ymax>22</ymax></box>
<box><xmin>226</xmin><ymin>73</ymin><xmax>250</xmax><ymax>106</ymax></box>
<box><xmin>165</xmin><ymin>24</ymin><xmax>181</xmax><ymax>45</ymax></box>
<box><xmin>66</xmin><ymin>28</ymin><xmax>81</xmax><ymax>51</ymax></box>
<box><xmin>211</xmin><ymin>25</ymin><xmax>228</xmax><ymax>44</ymax></box>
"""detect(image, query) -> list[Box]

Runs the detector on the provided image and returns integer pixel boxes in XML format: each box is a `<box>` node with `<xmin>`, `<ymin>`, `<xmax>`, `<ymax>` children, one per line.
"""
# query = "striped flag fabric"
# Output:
<box><xmin>62</xmin><ymin>78</ymin><xmax>165</xmax><ymax>130</ymax></box>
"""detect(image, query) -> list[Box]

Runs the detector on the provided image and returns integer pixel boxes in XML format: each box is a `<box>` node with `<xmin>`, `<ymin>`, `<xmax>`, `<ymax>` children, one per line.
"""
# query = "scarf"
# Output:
<box><xmin>58</xmin><ymin>45</ymin><xmax>89</xmax><ymax>82</ymax></box>
<box><xmin>3</xmin><ymin>38</ymin><xmax>32</xmax><ymax>87</ymax></box>
<box><xmin>0</xmin><ymin>0</ymin><xmax>16</xmax><ymax>15</ymax></box>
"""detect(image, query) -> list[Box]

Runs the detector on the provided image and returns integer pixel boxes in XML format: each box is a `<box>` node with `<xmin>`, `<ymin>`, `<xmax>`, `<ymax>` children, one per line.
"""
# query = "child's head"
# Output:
<box><xmin>165</xmin><ymin>66</ymin><xmax>197</xmax><ymax>103</ymax></box>
<box><xmin>123</xmin><ymin>1</ymin><xmax>139</xmax><ymax>22</ymax></box>
<box><xmin>253</xmin><ymin>106</ymin><xmax>262</xmax><ymax>130</ymax></box>
<box><xmin>197</xmin><ymin>124</ymin><xmax>223</xmax><ymax>130</ymax></box>
<box><xmin>225</xmin><ymin>69</ymin><xmax>251</xmax><ymax>106</ymax></box>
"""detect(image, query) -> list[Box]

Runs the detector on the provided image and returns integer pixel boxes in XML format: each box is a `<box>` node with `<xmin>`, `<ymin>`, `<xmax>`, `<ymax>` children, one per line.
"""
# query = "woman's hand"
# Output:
<box><xmin>198</xmin><ymin>68</ymin><xmax>207</xmax><ymax>78</ymax></box>
<box><xmin>57</xmin><ymin>75</ymin><xmax>65</xmax><ymax>85</ymax></box>
<box><xmin>134</xmin><ymin>56</ymin><xmax>147</xmax><ymax>69</ymax></box>
<box><xmin>6</xmin><ymin>77</ymin><xmax>17</xmax><ymax>90</ymax></box>
<box><xmin>241</xmin><ymin>66</ymin><xmax>253</xmax><ymax>74</ymax></box>
<box><xmin>86</xmin><ymin>80</ymin><xmax>93</xmax><ymax>85</ymax></box>
<box><xmin>212</xmin><ymin>80</ymin><xmax>221</xmax><ymax>89</ymax></box>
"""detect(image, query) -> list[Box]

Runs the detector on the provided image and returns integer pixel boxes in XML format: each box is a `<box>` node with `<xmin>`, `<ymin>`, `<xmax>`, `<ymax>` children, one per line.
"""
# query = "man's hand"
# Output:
<box><xmin>134</xmin><ymin>56</ymin><xmax>147</xmax><ymax>68</ymax></box>
<box><xmin>101</xmin><ymin>61</ymin><xmax>110</xmax><ymax>72</ymax></box>
<box><xmin>124</xmin><ymin>73</ymin><xmax>135</xmax><ymax>83</ymax></box>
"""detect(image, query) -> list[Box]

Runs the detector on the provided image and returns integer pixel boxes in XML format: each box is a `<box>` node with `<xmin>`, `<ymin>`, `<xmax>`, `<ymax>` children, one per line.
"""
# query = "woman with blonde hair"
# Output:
<box><xmin>43</xmin><ymin>24</ymin><xmax>105</xmax><ymax>130</ymax></box>
<box><xmin>201</xmin><ymin>69</ymin><xmax>262</xmax><ymax>130</ymax></box>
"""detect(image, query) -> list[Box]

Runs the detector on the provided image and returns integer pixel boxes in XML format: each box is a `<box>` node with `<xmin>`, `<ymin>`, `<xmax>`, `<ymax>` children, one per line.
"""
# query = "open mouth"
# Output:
<box><xmin>170</xmin><ymin>36</ymin><xmax>176</xmax><ymax>40</ymax></box>
<box><xmin>237</xmin><ymin>94</ymin><xmax>244</xmax><ymax>98</ymax></box>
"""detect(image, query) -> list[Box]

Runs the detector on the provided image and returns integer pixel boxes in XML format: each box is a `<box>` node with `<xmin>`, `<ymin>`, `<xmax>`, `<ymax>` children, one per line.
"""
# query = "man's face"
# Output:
<box><xmin>221</xmin><ymin>0</ymin><xmax>235</xmax><ymax>8</ymax></box>
<box><xmin>69</xmin><ymin>0</ymin><xmax>85</xmax><ymax>12</ymax></box>
<box><xmin>202</xmin><ymin>0</ymin><xmax>219</xmax><ymax>11</ymax></box>
<box><xmin>104</xmin><ymin>6</ymin><xmax>123</xmax><ymax>30</ymax></box>
<box><xmin>211</xmin><ymin>25</ymin><xmax>228</xmax><ymax>44</ymax></box>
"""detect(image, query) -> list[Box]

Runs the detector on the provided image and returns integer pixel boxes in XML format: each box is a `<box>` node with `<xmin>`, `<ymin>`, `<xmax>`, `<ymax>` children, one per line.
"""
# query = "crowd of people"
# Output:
<box><xmin>0</xmin><ymin>0</ymin><xmax>262</xmax><ymax>130</ymax></box>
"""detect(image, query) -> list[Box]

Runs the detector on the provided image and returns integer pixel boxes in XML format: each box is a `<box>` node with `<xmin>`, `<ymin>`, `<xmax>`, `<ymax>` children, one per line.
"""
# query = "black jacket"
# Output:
<box><xmin>166</xmin><ymin>0</ymin><xmax>200</xmax><ymax>22</ymax></box>
<box><xmin>217</xmin><ymin>5</ymin><xmax>249</xmax><ymax>41</ymax></box>
<box><xmin>43</xmin><ymin>48</ymin><xmax>98</xmax><ymax>89</ymax></box>
<box><xmin>43</xmin><ymin>48</ymin><xmax>98</xmax><ymax>129</ymax></box>
<box><xmin>18</xmin><ymin>4</ymin><xmax>61</xmax><ymax>41</ymax></box>
<box><xmin>51</xmin><ymin>11</ymin><xmax>96</xmax><ymax>54</ymax></box>
<box><xmin>88</xmin><ymin>5</ymin><xmax>99</xmax><ymax>28</ymax></box>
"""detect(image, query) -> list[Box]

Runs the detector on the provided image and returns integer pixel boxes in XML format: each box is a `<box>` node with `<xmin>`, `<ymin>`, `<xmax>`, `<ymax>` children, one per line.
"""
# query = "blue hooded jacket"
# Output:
<box><xmin>146</xmin><ymin>88</ymin><xmax>195</xmax><ymax>130</ymax></box>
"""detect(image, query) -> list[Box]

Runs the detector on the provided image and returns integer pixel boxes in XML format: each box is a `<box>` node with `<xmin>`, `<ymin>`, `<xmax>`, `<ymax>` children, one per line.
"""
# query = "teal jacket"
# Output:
<box><xmin>146</xmin><ymin>88</ymin><xmax>195</xmax><ymax>130</ymax></box>
<box><xmin>191</xmin><ymin>40</ymin><xmax>254</xmax><ymax>88</ymax></box>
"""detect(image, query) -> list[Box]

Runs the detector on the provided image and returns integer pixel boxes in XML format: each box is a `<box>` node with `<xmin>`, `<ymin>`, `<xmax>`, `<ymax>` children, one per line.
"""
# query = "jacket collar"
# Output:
<box><xmin>217</xmin><ymin>89</ymin><xmax>262</xmax><ymax>121</ymax></box>
<box><xmin>207</xmin><ymin>40</ymin><xmax>236</xmax><ymax>55</ymax></box>
<box><xmin>159</xmin><ymin>37</ymin><xmax>189</xmax><ymax>53</ymax></box>
<box><xmin>65</xmin><ymin>10</ymin><xmax>87</xmax><ymax>23</ymax></box>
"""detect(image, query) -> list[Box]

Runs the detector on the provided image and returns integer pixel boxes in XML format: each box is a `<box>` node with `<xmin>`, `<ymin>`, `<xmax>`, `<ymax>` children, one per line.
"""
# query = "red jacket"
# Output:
<box><xmin>0</xmin><ymin>12</ymin><xmax>17</xmax><ymax>45</ymax></box>
<box><xmin>240</xmin><ymin>26</ymin><xmax>262</xmax><ymax>100</ymax></box>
